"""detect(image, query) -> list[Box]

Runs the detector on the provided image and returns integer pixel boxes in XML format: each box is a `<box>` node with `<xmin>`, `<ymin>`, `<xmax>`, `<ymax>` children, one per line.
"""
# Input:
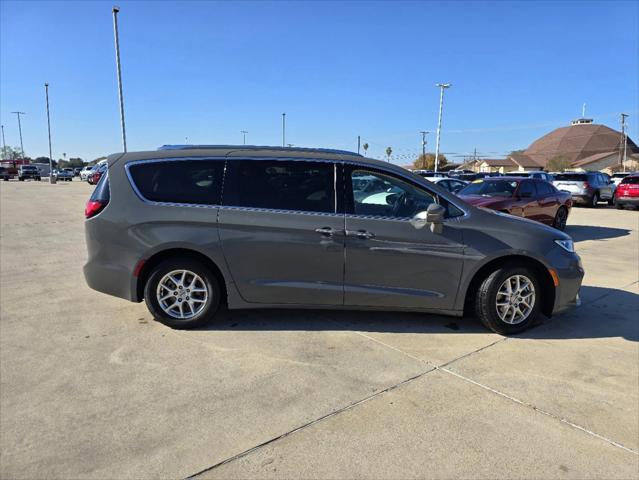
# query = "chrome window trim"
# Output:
<box><xmin>123</xmin><ymin>155</ymin><xmax>469</xmax><ymax>219</ymax></box>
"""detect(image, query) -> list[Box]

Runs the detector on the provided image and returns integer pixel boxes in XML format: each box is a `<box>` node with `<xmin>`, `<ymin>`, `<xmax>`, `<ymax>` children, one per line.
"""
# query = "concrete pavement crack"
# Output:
<box><xmin>185</xmin><ymin>365</ymin><xmax>437</xmax><ymax>479</ymax></box>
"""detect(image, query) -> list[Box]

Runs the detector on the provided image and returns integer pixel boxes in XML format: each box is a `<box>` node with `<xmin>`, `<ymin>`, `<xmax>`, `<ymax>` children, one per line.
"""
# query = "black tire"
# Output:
<box><xmin>144</xmin><ymin>257</ymin><xmax>221</xmax><ymax>329</ymax></box>
<box><xmin>589</xmin><ymin>192</ymin><xmax>599</xmax><ymax>208</ymax></box>
<box><xmin>608</xmin><ymin>194</ymin><xmax>615</xmax><ymax>206</ymax></box>
<box><xmin>615</xmin><ymin>200</ymin><xmax>623</xmax><ymax>210</ymax></box>
<box><xmin>475</xmin><ymin>264</ymin><xmax>542</xmax><ymax>335</ymax></box>
<box><xmin>552</xmin><ymin>206</ymin><xmax>568</xmax><ymax>231</ymax></box>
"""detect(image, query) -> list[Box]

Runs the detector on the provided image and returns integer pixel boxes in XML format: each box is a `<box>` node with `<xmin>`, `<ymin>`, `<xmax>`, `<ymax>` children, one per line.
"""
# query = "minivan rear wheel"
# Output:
<box><xmin>475</xmin><ymin>264</ymin><xmax>541</xmax><ymax>335</ymax></box>
<box><xmin>144</xmin><ymin>258</ymin><xmax>220</xmax><ymax>329</ymax></box>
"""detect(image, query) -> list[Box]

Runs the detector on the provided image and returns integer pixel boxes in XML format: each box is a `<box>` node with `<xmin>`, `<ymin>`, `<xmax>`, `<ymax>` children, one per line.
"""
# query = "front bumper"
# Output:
<box><xmin>551</xmin><ymin>253</ymin><xmax>584</xmax><ymax>316</ymax></box>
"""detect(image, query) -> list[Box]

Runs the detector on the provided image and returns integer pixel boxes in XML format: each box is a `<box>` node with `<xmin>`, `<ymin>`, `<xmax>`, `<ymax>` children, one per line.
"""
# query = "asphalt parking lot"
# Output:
<box><xmin>1</xmin><ymin>180</ymin><xmax>637</xmax><ymax>480</ymax></box>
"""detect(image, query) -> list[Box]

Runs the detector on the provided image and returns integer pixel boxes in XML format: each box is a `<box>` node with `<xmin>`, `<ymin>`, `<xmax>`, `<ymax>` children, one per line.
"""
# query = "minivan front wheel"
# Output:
<box><xmin>144</xmin><ymin>258</ymin><xmax>220</xmax><ymax>329</ymax></box>
<box><xmin>475</xmin><ymin>265</ymin><xmax>541</xmax><ymax>335</ymax></box>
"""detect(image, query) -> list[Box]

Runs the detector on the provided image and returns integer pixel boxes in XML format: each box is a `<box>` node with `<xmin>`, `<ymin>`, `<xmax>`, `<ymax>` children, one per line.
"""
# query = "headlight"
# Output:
<box><xmin>555</xmin><ymin>239</ymin><xmax>575</xmax><ymax>253</ymax></box>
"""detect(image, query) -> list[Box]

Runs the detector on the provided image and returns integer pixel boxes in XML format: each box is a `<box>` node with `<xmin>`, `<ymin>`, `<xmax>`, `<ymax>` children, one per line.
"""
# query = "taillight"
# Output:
<box><xmin>582</xmin><ymin>182</ymin><xmax>590</xmax><ymax>189</ymax></box>
<box><xmin>85</xmin><ymin>200</ymin><xmax>106</xmax><ymax>219</ymax></box>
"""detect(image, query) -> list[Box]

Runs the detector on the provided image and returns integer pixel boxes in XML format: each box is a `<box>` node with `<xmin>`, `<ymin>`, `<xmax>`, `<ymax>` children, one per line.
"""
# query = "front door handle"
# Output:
<box><xmin>346</xmin><ymin>229</ymin><xmax>375</xmax><ymax>240</ymax></box>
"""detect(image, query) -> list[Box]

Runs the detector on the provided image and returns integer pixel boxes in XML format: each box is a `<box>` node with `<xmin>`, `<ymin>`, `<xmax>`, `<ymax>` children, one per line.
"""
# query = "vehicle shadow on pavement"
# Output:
<box><xmin>566</xmin><ymin>225</ymin><xmax>631</xmax><ymax>242</ymax></box>
<box><xmin>200</xmin><ymin>286</ymin><xmax>637</xmax><ymax>342</ymax></box>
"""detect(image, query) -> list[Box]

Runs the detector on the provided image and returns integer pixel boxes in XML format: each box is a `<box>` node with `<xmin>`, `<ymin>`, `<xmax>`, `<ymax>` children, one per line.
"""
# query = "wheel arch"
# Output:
<box><xmin>463</xmin><ymin>254</ymin><xmax>555</xmax><ymax>317</ymax></box>
<box><xmin>135</xmin><ymin>248</ymin><xmax>228</xmax><ymax>304</ymax></box>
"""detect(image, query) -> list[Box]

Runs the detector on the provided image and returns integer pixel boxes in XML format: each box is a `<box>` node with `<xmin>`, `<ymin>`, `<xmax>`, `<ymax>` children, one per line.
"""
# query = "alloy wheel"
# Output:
<box><xmin>156</xmin><ymin>269</ymin><xmax>209</xmax><ymax>319</ymax></box>
<box><xmin>495</xmin><ymin>275</ymin><xmax>536</xmax><ymax>325</ymax></box>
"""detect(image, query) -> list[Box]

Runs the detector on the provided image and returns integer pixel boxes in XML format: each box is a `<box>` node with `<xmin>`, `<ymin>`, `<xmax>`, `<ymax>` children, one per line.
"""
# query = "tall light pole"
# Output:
<box><xmin>11</xmin><ymin>111</ymin><xmax>25</xmax><ymax>157</ymax></box>
<box><xmin>620</xmin><ymin>113</ymin><xmax>629</xmax><ymax>172</ymax></box>
<box><xmin>357</xmin><ymin>135</ymin><xmax>361</xmax><ymax>155</ymax></box>
<box><xmin>1</xmin><ymin>125</ymin><xmax>5</xmax><ymax>156</ymax></box>
<box><xmin>420</xmin><ymin>131</ymin><xmax>429</xmax><ymax>169</ymax></box>
<box><xmin>45</xmin><ymin>83</ymin><xmax>53</xmax><ymax>178</ymax></box>
<box><xmin>112</xmin><ymin>6</ymin><xmax>127</xmax><ymax>152</ymax></box>
<box><xmin>434</xmin><ymin>83</ymin><xmax>451</xmax><ymax>172</ymax></box>
<box><xmin>241</xmin><ymin>130</ymin><xmax>248</xmax><ymax>145</ymax></box>
<box><xmin>282</xmin><ymin>113</ymin><xmax>286</xmax><ymax>147</ymax></box>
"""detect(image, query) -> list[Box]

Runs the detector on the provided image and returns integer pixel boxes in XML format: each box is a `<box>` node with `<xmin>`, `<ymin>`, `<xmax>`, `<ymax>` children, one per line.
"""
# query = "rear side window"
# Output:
<box><xmin>128</xmin><ymin>160</ymin><xmax>224</xmax><ymax>205</ymax></box>
<box><xmin>536</xmin><ymin>181</ymin><xmax>555</xmax><ymax>195</ymax></box>
<box><xmin>225</xmin><ymin>160</ymin><xmax>335</xmax><ymax>213</ymax></box>
<box><xmin>518</xmin><ymin>180</ymin><xmax>537</xmax><ymax>197</ymax></box>
<box><xmin>621</xmin><ymin>176</ymin><xmax>639</xmax><ymax>185</ymax></box>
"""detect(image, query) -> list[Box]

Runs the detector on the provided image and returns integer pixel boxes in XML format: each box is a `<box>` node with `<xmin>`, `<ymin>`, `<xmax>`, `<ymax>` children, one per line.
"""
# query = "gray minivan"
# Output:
<box><xmin>84</xmin><ymin>146</ymin><xmax>583</xmax><ymax>334</ymax></box>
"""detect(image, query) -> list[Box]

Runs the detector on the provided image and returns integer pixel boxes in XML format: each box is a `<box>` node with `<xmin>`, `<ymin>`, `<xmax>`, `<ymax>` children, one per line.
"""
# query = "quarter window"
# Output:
<box><xmin>227</xmin><ymin>160</ymin><xmax>335</xmax><ymax>213</ymax></box>
<box><xmin>536</xmin><ymin>181</ymin><xmax>554</xmax><ymax>195</ymax></box>
<box><xmin>129</xmin><ymin>160</ymin><xmax>224</xmax><ymax>205</ymax></box>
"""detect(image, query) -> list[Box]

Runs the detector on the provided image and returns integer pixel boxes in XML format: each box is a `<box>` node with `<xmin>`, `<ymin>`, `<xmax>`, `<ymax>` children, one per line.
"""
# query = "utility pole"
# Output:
<box><xmin>434</xmin><ymin>83</ymin><xmax>451</xmax><ymax>172</ymax></box>
<box><xmin>45</xmin><ymin>83</ymin><xmax>54</xmax><ymax>179</ymax></box>
<box><xmin>112</xmin><ymin>6</ymin><xmax>127</xmax><ymax>152</ymax></box>
<box><xmin>1</xmin><ymin>125</ymin><xmax>5</xmax><ymax>156</ymax></box>
<box><xmin>11</xmin><ymin>111</ymin><xmax>25</xmax><ymax>157</ymax></box>
<box><xmin>620</xmin><ymin>113</ymin><xmax>629</xmax><ymax>172</ymax></box>
<box><xmin>241</xmin><ymin>130</ymin><xmax>248</xmax><ymax>145</ymax></box>
<box><xmin>419</xmin><ymin>131</ymin><xmax>429</xmax><ymax>169</ymax></box>
<box><xmin>282</xmin><ymin>113</ymin><xmax>286</xmax><ymax>147</ymax></box>
<box><xmin>357</xmin><ymin>135</ymin><xmax>361</xmax><ymax>155</ymax></box>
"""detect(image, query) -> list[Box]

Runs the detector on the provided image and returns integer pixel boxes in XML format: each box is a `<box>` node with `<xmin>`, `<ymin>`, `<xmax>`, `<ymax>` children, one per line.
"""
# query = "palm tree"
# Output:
<box><xmin>362</xmin><ymin>143</ymin><xmax>369</xmax><ymax>156</ymax></box>
<box><xmin>385</xmin><ymin>147</ymin><xmax>392</xmax><ymax>162</ymax></box>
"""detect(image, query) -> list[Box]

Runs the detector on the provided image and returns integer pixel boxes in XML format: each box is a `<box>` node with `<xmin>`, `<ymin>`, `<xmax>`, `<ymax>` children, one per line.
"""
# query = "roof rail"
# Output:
<box><xmin>157</xmin><ymin>144</ymin><xmax>362</xmax><ymax>157</ymax></box>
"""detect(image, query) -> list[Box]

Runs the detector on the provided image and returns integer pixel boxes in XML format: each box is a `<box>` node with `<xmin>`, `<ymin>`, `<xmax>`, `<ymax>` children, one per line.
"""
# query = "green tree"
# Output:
<box><xmin>546</xmin><ymin>155</ymin><xmax>572</xmax><ymax>172</ymax></box>
<box><xmin>385</xmin><ymin>146</ymin><xmax>392</xmax><ymax>162</ymax></box>
<box><xmin>413</xmin><ymin>153</ymin><xmax>448</xmax><ymax>170</ymax></box>
<box><xmin>1</xmin><ymin>146</ymin><xmax>22</xmax><ymax>161</ymax></box>
<box><xmin>33</xmin><ymin>156</ymin><xmax>51</xmax><ymax>164</ymax></box>
<box><xmin>362</xmin><ymin>143</ymin><xmax>369</xmax><ymax>156</ymax></box>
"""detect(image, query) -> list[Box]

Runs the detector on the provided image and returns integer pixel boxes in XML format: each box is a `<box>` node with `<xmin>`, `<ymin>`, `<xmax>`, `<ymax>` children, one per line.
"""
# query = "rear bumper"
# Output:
<box><xmin>615</xmin><ymin>196</ymin><xmax>639</xmax><ymax>206</ymax></box>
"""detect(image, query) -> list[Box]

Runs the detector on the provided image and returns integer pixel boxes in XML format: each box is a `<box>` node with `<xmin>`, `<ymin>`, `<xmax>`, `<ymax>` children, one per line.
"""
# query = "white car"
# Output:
<box><xmin>80</xmin><ymin>166</ymin><xmax>94</xmax><ymax>181</ymax></box>
<box><xmin>422</xmin><ymin>176</ymin><xmax>469</xmax><ymax>194</ymax></box>
<box><xmin>610</xmin><ymin>172</ymin><xmax>637</xmax><ymax>188</ymax></box>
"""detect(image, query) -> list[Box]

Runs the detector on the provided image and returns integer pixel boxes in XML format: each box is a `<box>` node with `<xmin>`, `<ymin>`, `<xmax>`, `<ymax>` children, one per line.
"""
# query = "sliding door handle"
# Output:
<box><xmin>346</xmin><ymin>229</ymin><xmax>375</xmax><ymax>240</ymax></box>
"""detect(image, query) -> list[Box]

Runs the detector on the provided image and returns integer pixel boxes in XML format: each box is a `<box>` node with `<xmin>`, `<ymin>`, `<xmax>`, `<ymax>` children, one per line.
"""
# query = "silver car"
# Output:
<box><xmin>84</xmin><ymin>146</ymin><xmax>583</xmax><ymax>335</ymax></box>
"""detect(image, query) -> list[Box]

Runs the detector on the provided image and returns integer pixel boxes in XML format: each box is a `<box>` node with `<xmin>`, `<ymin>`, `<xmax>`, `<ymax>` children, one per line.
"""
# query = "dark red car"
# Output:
<box><xmin>614</xmin><ymin>174</ymin><xmax>639</xmax><ymax>210</ymax></box>
<box><xmin>458</xmin><ymin>177</ymin><xmax>572</xmax><ymax>230</ymax></box>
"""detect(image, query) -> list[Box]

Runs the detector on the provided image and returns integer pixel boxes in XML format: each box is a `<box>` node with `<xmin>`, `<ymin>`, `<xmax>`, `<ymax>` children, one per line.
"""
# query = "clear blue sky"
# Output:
<box><xmin>1</xmin><ymin>0</ymin><xmax>637</xmax><ymax>164</ymax></box>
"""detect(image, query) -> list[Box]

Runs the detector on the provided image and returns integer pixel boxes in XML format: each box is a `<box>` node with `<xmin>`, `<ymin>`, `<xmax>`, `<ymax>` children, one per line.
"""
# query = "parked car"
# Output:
<box><xmin>53</xmin><ymin>169</ymin><xmax>73</xmax><ymax>181</ymax></box>
<box><xmin>18</xmin><ymin>165</ymin><xmax>41</xmax><ymax>181</ymax></box>
<box><xmin>0</xmin><ymin>166</ymin><xmax>14</xmax><ymax>181</ymax></box>
<box><xmin>422</xmin><ymin>176</ymin><xmax>469</xmax><ymax>194</ymax></box>
<box><xmin>80</xmin><ymin>166</ymin><xmax>92</xmax><ymax>181</ymax></box>
<box><xmin>457</xmin><ymin>177</ymin><xmax>572</xmax><ymax>230</ymax></box>
<box><xmin>614</xmin><ymin>174</ymin><xmax>639</xmax><ymax>210</ymax></box>
<box><xmin>552</xmin><ymin>172</ymin><xmax>614</xmax><ymax>207</ymax></box>
<box><xmin>87</xmin><ymin>163</ymin><xmax>107</xmax><ymax>185</ymax></box>
<box><xmin>513</xmin><ymin>171</ymin><xmax>554</xmax><ymax>182</ymax></box>
<box><xmin>413</xmin><ymin>170</ymin><xmax>447</xmax><ymax>178</ymax></box>
<box><xmin>84</xmin><ymin>145</ymin><xmax>583</xmax><ymax>335</ymax></box>
<box><xmin>73</xmin><ymin>167</ymin><xmax>82</xmax><ymax>177</ymax></box>
<box><xmin>610</xmin><ymin>172</ymin><xmax>632</xmax><ymax>188</ymax></box>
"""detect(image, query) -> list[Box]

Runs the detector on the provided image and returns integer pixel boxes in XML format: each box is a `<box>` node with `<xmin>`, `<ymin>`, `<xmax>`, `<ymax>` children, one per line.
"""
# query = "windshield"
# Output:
<box><xmin>459</xmin><ymin>179</ymin><xmax>518</xmax><ymax>197</ymax></box>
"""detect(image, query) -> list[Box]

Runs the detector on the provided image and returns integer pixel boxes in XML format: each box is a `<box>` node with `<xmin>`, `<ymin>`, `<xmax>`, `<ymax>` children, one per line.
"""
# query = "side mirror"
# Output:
<box><xmin>410</xmin><ymin>203</ymin><xmax>446</xmax><ymax>233</ymax></box>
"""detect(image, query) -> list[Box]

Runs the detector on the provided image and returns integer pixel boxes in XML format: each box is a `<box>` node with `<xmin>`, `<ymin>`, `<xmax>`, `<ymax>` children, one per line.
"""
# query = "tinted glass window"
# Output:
<box><xmin>518</xmin><ymin>181</ymin><xmax>536</xmax><ymax>197</ymax></box>
<box><xmin>536</xmin><ymin>181</ymin><xmax>554</xmax><ymax>195</ymax></box>
<box><xmin>229</xmin><ymin>160</ymin><xmax>334</xmax><ymax>213</ymax></box>
<box><xmin>621</xmin><ymin>176</ymin><xmax>639</xmax><ymax>185</ymax></box>
<box><xmin>459</xmin><ymin>179</ymin><xmax>518</xmax><ymax>197</ymax></box>
<box><xmin>129</xmin><ymin>160</ymin><xmax>224</xmax><ymax>205</ymax></box>
<box><xmin>555</xmin><ymin>173</ymin><xmax>587</xmax><ymax>181</ymax></box>
<box><xmin>351</xmin><ymin>170</ymin><xmax>436</xmax><ymax>218</ymax></box>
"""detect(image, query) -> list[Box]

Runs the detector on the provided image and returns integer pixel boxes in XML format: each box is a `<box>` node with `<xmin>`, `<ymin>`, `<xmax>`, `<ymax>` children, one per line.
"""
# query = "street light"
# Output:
<box><xmin>112</xmin><ymin>6</ymin><xmax>127</xmax><ymax>152</ymax></box>
<box><xmin>45</xmin><ymin>83</ymin><xmax>54</xmax><ymax>180</ymax></box>
<box><xmin>11</xmin><ymin>111</ymin><xmax>25</xmax><ymax>157</ymax></box>
<box><xmin>1</xmin><ymin>124</ymin><xmax>5</xmax><ymax>156</ymax></box>
<box><xmin>434</xmin><ymin>83</ymin><xmax>451</xmax><ymax>172</ymax></box>
<box><xmin>241</xmin><ymin>130</ymin><xmax>248</xmax><ymax>145</ymax></box>
<box><xmin>282</xmin><ymin>113</ymin><xmax>286</xmax><ymax>147</ymax></box>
